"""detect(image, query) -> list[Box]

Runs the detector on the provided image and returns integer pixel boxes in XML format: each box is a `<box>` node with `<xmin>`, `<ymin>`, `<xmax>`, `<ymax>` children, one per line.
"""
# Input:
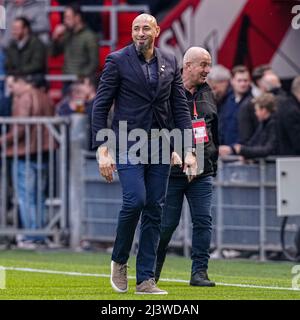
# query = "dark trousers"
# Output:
<box><xmin>112</xmin><ymin>162</ymin><xmax>171</xmax><ymax>284</ymax></box>
<box><xmin>157</xmin><ymin>175</ymin><xmax>213</xmax><ymax>274</ymax></box>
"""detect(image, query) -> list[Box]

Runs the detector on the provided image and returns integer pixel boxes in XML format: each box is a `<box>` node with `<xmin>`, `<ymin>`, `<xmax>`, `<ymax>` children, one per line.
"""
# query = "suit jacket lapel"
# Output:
<box><xmin>127</xmin><ymin>44</ymin><xmax>150</xmax><ymax>93</ymax></box>
<box><xmin>153</xmin><ymin>48</ymin><xmax>165</xmax><ymax>99</ymax></box>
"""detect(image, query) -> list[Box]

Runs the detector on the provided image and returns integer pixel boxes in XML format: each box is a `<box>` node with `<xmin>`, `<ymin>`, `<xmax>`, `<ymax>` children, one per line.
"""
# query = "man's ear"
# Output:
<box><xmin>155</xmin><ymin>26</ymin><xmax>160</xmax><ymax>37</ymax></box>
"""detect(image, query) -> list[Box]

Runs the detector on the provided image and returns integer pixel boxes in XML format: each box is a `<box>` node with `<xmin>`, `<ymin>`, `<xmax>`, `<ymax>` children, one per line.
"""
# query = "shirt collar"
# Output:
<box><xmin>135</xmin><ymin>46</ymin><xmax>157</xmax><ymax>63</ymax></box>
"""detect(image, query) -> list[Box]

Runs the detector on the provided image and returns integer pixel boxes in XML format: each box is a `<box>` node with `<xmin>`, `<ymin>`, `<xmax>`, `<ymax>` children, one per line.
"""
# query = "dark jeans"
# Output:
<box><xmin>157</xmin><ymin>175</ymin><xmax>213</xmax><ymax>274</ymax></box>
<box><xmin>112</xmin><ymin>161</ymin><xmax>171</xmax><ymax>284</ymax></box>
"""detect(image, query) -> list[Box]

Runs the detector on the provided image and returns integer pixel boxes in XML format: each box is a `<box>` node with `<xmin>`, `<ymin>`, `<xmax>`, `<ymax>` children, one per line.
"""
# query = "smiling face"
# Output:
<box><xmin>131</xmin><ymin>14</ymin><xmax>160</xmax><ymax>55</ymax></box>
<box><xmin>184</xmin><ymin>50</ymin><xmax>212</xmax><ymax>86</ymax></box>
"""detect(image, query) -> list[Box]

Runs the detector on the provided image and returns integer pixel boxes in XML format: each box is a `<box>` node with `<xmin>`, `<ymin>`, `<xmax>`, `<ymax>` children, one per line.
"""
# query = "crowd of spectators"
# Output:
<box><xmin>207</xmin><ymin>64</ymin><xmax>300</xmax><ymax>160</ymax></box>
<box><xmin>1</xmin><ymin>1</ymin><xmax>300</xmax><ymax>155</ymax></box>
<box><xmin>1</xmin><ymin>3</ymin><xmax>299</xmax><ymax>160</ymax></box>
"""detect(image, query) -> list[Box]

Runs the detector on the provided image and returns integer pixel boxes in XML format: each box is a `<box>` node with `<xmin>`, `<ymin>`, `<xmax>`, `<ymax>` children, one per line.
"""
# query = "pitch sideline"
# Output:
<box><xmin>3</xmin><ymin>266</ymin><xmax>300</xmax><ymax>292</ymax></box>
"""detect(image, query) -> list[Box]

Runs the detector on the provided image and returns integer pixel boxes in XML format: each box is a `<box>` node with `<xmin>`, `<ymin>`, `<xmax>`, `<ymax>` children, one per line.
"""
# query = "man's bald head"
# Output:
<box><xmin>261</xmin><ymin>72</ymin><xmax>281</xmax><ymax>92</ymax></box>
<box><xmin>183</xmin><ymin>47</ymin><xmax>211</xmax><ymax>65</ymax></box>
<box><xmin>132</xmin><ymin>14</ymin><xmax>158</xmax><ymax>28</ymax></box>
<box><xmin>182</xmin><ymin>47</ymin><xmax>212</xmax><ymax>88</ymax></box>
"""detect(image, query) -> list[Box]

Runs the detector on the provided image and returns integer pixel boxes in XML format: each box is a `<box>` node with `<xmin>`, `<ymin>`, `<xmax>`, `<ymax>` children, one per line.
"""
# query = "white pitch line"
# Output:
<box><xmin>4</xmin><ymin>266</ymin><xmax>300</xmax><ymax>292</ymax></box>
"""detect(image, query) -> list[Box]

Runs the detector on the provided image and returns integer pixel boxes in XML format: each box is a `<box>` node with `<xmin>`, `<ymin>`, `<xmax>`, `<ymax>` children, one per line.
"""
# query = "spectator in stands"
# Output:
<box><xmin>232</xmin><ymin>65</ymin><xmax>274</xmax><ymax>146</ymax></box>
<box><xmin>57</xmin><ymin>0</ymin><xmax>103</xmax><ymax>33</ymax></box>
<box><xmin>251</xmin><ymin>64</ymin><xmax>273</xmax><ymax>98</ymax></box>
<box><xmin>0</xmin><ymin>0</ymin><xmax>49</xmax><ymax>47</ymax></box>
<box><xmin>50</xmin><ymin>3</ymin><xmax>99</xmax><ymax>80</ymax></box>
<box><xmin>0</xmin><ymin>75</ymin><xmax>14</xmax><ymax>119</ymax></box>
<box><xmin>260</xmin><ymin>72</ymin><xmax>286</xmax><ymax>98</ymax></box>
<box><xmin>4</xmin><ymin>17</ymin><xmax>47</xmax><ymax>76</ymax></box>
<box><xmin>218</xmin><ymin>65</ymin><xmax>252</xmax><ymax>156</ymax></box>
<box><xmin>57</xmin><ymin>77</ymin><xmax>97</xmax><ymax>149</ymax></box>
<box><xmin>207</xmin><ymin>64</ymin><xmax>231</xmax><ymax>110</ymax></box>
<box><xmin>81</xmin><ymin>75</ymin><xmax>115</xmax><ymax>142</ymax></box>
<box><xmin>231</xmin><ymin>93</ymin><xmax>278</xmax><ymax>159</ymax></box>
<box><xmin>80</xmin><ymin>77</ymin><xmax>97</xmax><ymax>150</ymax></box>
<box><xmin>237</xmin><ymin>67</ymin><xmax>285</xmax><ymax>146</ymax></box>
<box><xmin>0</xmin><ymin>75</ymin><xmax>54</xmax><ymax>248</ymax></box>
<box><xmin>56</xmin><ymin>81</ymin><xmax>88</xmax><ymax>116</ymax></box>
<box><xmin>277</xmin><ymin>76</ymin><xmax>300</xmax><ymax>155</ymax></box>
<box><xmin>81</xmin><ymin>76</ymin><xmax>97</xmax><ymax>110</ymax></box>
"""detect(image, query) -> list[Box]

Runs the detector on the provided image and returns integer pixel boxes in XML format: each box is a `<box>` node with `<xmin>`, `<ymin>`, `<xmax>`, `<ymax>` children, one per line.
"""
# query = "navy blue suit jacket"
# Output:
<box><xmin>92</xmin><ymin>43</ymin><xmax>192</xmax><ymax>149</ymax></box>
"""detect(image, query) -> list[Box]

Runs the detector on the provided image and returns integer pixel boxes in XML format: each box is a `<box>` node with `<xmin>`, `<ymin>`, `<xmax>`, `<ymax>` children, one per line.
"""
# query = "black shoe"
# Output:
<box><xmin>154</xmin><ymin>261</ymin><xmax>164</xmax><ymax>283</ymax></box>
<box><xmin>189</xmin><ymin>270</ymin><xmax>216</xmax><ymax>287</ymax></box>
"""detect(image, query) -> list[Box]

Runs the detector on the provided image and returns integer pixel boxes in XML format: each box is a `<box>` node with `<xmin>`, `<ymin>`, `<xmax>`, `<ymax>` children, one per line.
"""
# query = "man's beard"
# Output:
<box><xmin>135</xmin><ymin>41</ymin><xmax>150</xmax><ymax>55</ymax></box>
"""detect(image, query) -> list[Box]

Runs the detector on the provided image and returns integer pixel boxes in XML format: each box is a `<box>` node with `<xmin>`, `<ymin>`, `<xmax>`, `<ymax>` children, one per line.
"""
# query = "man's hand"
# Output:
<box><xmin>219</xmin><ymin>145</ymin><xmax>232</xmax><ymax>158</ymax></box>
<box><xmin>171</xmin><ymin>151</ymin><xmax>183</xmax><ymax>167</ymax></box>
<box><xmin>97</xmin><ymin>146</ymin><xmax>116</xmax><ymax>183</ymax></box>
<box><xmin>183</xmin><ymin>151</ymin><xmax>197</xmax><ymax>182</ymax></box>
<box><xmin>233</xmin><ymin>144</ymin><xmax>242</xmax><ymax>154</ymax></box>
<box><xmin>52</xmin><ymin>24</ymin><xmax>66</xmax><ymax>40</ymax></box>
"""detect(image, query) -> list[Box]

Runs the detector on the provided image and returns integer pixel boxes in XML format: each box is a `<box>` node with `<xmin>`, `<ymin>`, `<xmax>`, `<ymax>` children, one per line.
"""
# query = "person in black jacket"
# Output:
<box><xmin>4</xmin><ymin>17</ymin><xmax>47</xmax><ymax>76</ymax></box>
<box><xmin>155</xmin><ymin>47</ymin><xmax>219</xmax><ymax>287</ymax></box>
<box><xmin>232</xmin><ymin>93</ymin><xmax>277</xmax><ymax>159</ymax></box>
<box><xmin>276</xmin><ymin>76</ymin><xmax>300</xmax><ymax>155</ymax></box>
<box><xmin>218</xmin><ymin>65</ymin><xmax>253</xmax><ymax>156</ymax></box>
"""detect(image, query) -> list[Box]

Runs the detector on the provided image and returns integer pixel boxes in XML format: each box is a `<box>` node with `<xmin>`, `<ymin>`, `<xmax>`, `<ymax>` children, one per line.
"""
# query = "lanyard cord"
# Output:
<box><xmin>193</xmin><ymin>100</ymin><xmax>198</xmax><ymax>118</ymax></box>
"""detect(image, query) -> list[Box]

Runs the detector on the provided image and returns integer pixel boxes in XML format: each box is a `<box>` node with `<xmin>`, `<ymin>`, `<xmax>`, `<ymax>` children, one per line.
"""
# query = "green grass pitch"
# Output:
<box><xmin>0</xmin><ymin>250</ymin><xmax>300</xmax><ymax>300</ymax></box>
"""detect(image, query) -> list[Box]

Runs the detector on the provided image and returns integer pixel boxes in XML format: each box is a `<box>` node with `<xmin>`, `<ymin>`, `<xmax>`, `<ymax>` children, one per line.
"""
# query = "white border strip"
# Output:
<box><xmin>4</xmin><ymin>266</ymin><xmax>300</xmax><ymax>292</ymax></box>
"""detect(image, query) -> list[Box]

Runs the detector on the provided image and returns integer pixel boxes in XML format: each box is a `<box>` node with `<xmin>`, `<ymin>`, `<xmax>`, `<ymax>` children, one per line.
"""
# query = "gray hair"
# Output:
<box><xmin>182</xmin><ymin>47</ymin><xmax>210</xmax><ymax>65</ymax></box>
<box><xmin>207</xmin><ymin>64</ymin><xmax>231</xmax><ymax>82</ymax></box>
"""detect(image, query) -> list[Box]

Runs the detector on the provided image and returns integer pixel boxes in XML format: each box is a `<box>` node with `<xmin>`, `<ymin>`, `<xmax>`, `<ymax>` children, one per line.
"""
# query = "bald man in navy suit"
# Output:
<box><xmin>92</xmin><ymin>14</ymin><xmax>197</xmax><ymax>295</ymax></box>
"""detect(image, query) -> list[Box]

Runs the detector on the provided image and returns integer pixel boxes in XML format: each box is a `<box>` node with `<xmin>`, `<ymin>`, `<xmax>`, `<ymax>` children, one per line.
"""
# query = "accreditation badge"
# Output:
<box><xmin>192</xmin><ymin>118</ymin><xmax>209</xmax><ymax>144</ymax></box>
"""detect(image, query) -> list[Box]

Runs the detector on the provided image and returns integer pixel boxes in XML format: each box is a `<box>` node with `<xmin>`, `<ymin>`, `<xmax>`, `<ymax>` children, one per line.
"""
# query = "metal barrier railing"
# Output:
<box><xmin>76</xmin><ymin>150</ymin><xmax>300</xmax><ymax>260</ymax></box>
<box><xmin>0</xmin><ymin>75</ymin><xmax>78</xmax><ymax>82</ymax></box>
<box><xmin>212</xmin><ymin>157</ymin><xmax>275</xmax><ymax>261</ymax></box>
<box><xmin>211</xmin><ymin>156</ymin><xmax>300</xmax><ymax>261</ymax></box>
<box><xmin>0</xmin><ymin>117</ymin><xmax>69</xmax><ymax>244</ymax></box>
<box><xmin>1</xmin><ymin>112</ymin><xmax>298</xmax><ymax>256</ymax></box>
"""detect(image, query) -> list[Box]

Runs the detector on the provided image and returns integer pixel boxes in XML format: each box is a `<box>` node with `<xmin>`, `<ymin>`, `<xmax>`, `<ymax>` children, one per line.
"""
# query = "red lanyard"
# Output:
<box><xmin>193</xmin><ymin>101</ymin><xmax>198</xmax><ymax>118</ymax></box>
